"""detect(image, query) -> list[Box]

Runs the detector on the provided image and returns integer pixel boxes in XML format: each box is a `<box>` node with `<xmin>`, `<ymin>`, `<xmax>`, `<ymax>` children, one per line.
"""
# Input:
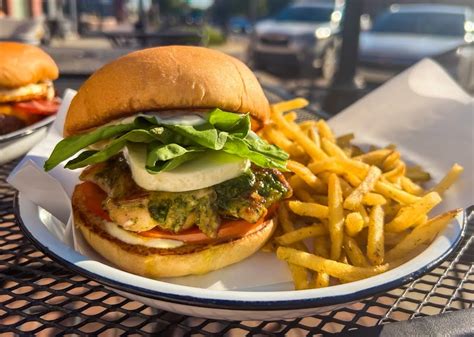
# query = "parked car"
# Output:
<box><xmin>248</xmin><ymin>1</ymin><xmax>343</xmax><ymax>77</ymax></box>
<box><xmin>228</xmin><ymin>16</ymin><xmax>252</xmax><ymax>34</ymax></box>
<box><xmin>358</xmin><ymin>4</ymin><xmax>474</xmax><ymax>83</ymax></box>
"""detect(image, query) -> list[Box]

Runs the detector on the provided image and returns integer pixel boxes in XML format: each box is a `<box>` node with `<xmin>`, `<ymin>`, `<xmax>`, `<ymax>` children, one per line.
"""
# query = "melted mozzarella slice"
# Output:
<box><xmin>125</xmin><ymin>144</ymin><xmax>250</xmax><ymax>192</ymax></box>
<box><xmin>104</xmin><ymin>221</ymin><xmax>184</xmax><ymax>249</ymax></box>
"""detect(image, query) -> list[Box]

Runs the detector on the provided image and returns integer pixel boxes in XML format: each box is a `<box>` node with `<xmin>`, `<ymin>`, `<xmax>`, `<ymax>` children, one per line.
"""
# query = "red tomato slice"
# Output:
<box><xmin>78</xmin><ymin>182</ymin><xmax>277</xmax><ymax>244</ymax></box>
<box><xmin>14</xmin><ymin>98</ymin><xmax>60</xmax><ymax>115</ymax></box>
<box><xmin>76</xmin><ymin>182</ymin><xmax>111</xmax><ymax>222</ymax></box>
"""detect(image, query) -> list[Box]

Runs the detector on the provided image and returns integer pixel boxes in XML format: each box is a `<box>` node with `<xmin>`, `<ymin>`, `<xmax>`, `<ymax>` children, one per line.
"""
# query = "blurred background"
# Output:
<box><xmin>1</xmin><ymin>0</ymin><xmax>472</xmax><ymax>115</ymax></box>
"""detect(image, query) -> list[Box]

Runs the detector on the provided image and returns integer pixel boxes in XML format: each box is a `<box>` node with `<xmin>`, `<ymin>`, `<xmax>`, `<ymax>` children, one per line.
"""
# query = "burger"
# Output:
<box><xmin>0</xmin><ymin>42</ymin><xmax>60</xmax><ymax>135</ymax></box>
<box><xmin>44</xmin><ymin>46</ymin><xmax>292</xmax><ymax>278</ymax></box>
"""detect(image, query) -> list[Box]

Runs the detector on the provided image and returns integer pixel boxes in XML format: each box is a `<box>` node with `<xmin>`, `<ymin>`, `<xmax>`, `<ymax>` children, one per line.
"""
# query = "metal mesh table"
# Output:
<box><xmin>1</xmin><ymin>158</ymin><xmax>473</xmax><ymax>336</ymax></box>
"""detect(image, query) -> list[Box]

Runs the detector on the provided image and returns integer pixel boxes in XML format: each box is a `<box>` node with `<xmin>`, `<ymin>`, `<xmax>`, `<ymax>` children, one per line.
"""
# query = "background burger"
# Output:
<box><xmin>44</xmin><ymin>46</ymin><xmax>292</xmax><ymax>278</ymax></box>
<box><xmin>0</xmin><ymin>42</ymin><xmax>60</xmax><ymax>135</ymax></box>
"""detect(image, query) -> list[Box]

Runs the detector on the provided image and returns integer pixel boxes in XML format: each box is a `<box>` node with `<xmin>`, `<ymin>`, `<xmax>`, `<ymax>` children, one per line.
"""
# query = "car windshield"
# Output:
<box><xmin>371</xmin><ymin>11</ymin><xmax>465</xmax><ymax>37</ymax></box>
<box><xmin>275</xmin><ymin>6</ymin><xmax>333</xmax><ymax>23</ymax></box>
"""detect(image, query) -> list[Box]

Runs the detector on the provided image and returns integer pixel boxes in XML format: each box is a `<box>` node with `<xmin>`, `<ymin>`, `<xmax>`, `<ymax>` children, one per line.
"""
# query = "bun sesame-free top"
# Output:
<box><xmin>0</xmin><ymin>42</ymin><xmax>58</xmax><ymax>88</ymax></box>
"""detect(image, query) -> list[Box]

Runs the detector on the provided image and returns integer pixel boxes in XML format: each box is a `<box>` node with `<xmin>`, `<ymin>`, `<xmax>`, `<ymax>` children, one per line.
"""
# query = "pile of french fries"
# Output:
<box><xmin>260</xmin><ymin>98</ymin><xmax>464</xmax><ymax>290</ymax></box>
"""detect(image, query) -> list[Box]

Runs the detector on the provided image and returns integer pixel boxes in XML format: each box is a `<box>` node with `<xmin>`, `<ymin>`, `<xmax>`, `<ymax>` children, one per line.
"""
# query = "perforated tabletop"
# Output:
<box><xmin>0</xmin><ymin>156</ymin><xmax>473</xmax><ymax>336</ymax></box>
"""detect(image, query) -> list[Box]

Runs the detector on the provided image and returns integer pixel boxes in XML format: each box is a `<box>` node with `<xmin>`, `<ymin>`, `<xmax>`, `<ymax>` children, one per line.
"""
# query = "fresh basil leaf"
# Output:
<box><xmin>146</xmin><ymin>143</ymin><xmax>203</xmax><ymax>166</ymax></box>
<box><xmin>147</xmin><ymin>151</ymin><xmax>203</xmax><ymax>173</ymax></box>
<box><xmin>207</xmin><ymin>108</ymin><xmax>250</xmax><ymax>138</ymax></box>
<box><xmin>64</xmin><ymin>129</ymin><xmax>162</xmax><ymax>170</ymax></box>
<box><xmin>167</xmin><ymin>124</ymin><xmax>228</xmax><ymax>150</ymax></box>
<box><xmin>223</xmin><ymin>136</ymin><xmax>288</xmax><ymax>171</ymax></box>
<box><xmin>44</xmin><ymin>123</ymin><xmax>135</xmax><ymax>171</ymax></box>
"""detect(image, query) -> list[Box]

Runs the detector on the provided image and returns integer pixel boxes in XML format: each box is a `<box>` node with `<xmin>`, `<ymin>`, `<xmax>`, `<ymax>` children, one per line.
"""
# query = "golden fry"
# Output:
<box><xmin>400</xmin><ymin>176</ymin><xmax>424</xmax><ymax>196</ymax></box>
<box><xmin>384</xmin><ymin>231</ymin><xmax>408</xmax><ymax>247</ymax></box>
<box><xmin>315</xmin><ymin>272</ymin><xmax>330</xmax><ymax>288</ymax></box>
<box><xmin>288</xmin><ymin>200</ymin><xmax>329</xmax><ymax>219</ymax></box>
<box><xmin>344</xmin><ymin>236</ymin><xmax>370</xmax><ymax>267</ymax></box>
<box><xmin>328</xmin><ymin>174</ymin><xmax>344</xmax><ymax>260</ymax></box>
<box><xmin>278</xmin><ymin>204</ymin><xmax>295</xmax><ymax>233</ymax></box>
<box><xmin>367</xmin><ymin>205</ymin><xmax>385</xmax><ymax>265</ymax></box>
<box><xmin>276</xmin><ymin>247</ymin><xmax>388</xmax><ymax>281</ymax></box>
<box><xmin>406</xmin><ymin>165</ymin><xmax>431</xmax><ymax>182</ymax></box>
<box><xmin>271</xmin><ymin>98</ymin><xmax>309</xmax><ymax>114</ymax></box>
<box><xmin>307</xmin><ymin>126</ymin><xmax>321</xmax><ymax>148</ymax></box>
<box><xmin>321</xmin><ymin>138</ymin><xmax>348</xmax><ymax>159</ymax></box>
<box><xmin>342</xmin><ymin>172</ymin><xmax>362</xmax><ymax>187</ymax></box>
<box><xmin>283</xmin><ymin>111</ymin><xmax>298</xmax><ymax>122</ymax></box>
<box><xmin>271</xmin><ymin>106</ymin><xmax>328</xmax><ymax>162</ymax></box>
<box><xmin>375</xmin><ymin>181</ymin><xmax>421</xmax><ymax>205</ymax></box>
<box><xmin>275</xmin><ymin>224</ymin><xmax>328</xmax><ymax>246</ymax></box>
<box><xmin>383</xmin><ymin>151</ymin><xmax>401</xmax><ymax>171</ymax></box>
<box><xmin>316</xmin><ymin>120</ymin><xmax>336</xmax><ymax>143</ymax></box>
<box><xmin>383</xmin><ymin>162</ymin><xmax>406</xmax><ymax>182</ymax></box>
<box><xmin>336</xmin><ymin>133</ymin><xmax>354</xmax><ymax>148</ymax></box>
<box><xmin>314</xmin><ymin>236</ymin><xmax>330</xmax><ymax>258</ymax></box>
<box><xmin>354</xmin><ymin>149</ymin><xmax>393</xmax><ymax>166</ymax></box>
<box><xmin>385</xmin><ymin>192</ymin><xmax>442</xmax><ymax>232</ymax></box>
<box><xmin>432</xmin><ymin>163</ymin><xmax>464</xmax><ymax>195</ymax></box>
<box><xmin>265</xmin><ymin>126</ymin><xmax>305</xmax><ymax>158</ymax></box>
<box><xmin>288</xmin><ymin>263</ymin><xmax>309</xmax><ymax>290</ymax></box>
<box><xmin>362</xmin><ymin>192</ymin><xmax>387</xmax><ymax>206</ymax></box>
<box><xmin>344</xmin><ymin>166</ymin><xmax>382</xmax><ymax>211</ymax></box>
<box><xmin>345</xmin><ymin>212</ymin><xmax>365</xmax><ymax>237</ymax></box>
<box><xmin>385</xmin><ymin>209</ymin><xmax>461</xmax><ymax>261</ymax></box>
<box><xmin>287</xmin><ymin>160</ymin><xmax>326</xmax><ymax>193</ymax></box>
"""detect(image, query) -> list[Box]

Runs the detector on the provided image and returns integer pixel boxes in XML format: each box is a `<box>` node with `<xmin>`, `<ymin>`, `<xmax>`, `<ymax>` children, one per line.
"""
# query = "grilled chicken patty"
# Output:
<box><xmin>80</xmin><ymin>155</ymin><xmax>291</xmax><ymax>237</ymax></box>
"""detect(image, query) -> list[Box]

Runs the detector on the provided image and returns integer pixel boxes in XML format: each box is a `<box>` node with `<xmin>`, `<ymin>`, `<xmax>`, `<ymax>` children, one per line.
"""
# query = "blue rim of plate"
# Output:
<box><xmin>14</xmin><ymin>193</ymin><xmax>469</xmax><ymax>311</ymax></box>
<box><xmin>0</xmin><ymin>115</ymin><xmax>55</xmax><ymax>144</ymax></box>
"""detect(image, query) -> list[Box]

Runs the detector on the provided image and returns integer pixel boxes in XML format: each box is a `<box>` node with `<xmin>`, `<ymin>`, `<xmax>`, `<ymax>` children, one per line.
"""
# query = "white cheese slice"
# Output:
<box><xmin>103</xmin><ymin>221</ymin><xmax>183</xmax><ymax>249</ymax></box>
<box><xmin>124</xmin><ymin>143</ymin><xmax>250</xmax><ymax>192</ymax></box>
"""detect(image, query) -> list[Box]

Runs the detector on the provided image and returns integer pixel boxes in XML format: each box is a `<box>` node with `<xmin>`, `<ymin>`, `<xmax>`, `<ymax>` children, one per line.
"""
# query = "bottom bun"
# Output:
<box><xmin>72</xmin><ymin>189</ymin><xmax>275</xmax><ymax>278</ymax></box>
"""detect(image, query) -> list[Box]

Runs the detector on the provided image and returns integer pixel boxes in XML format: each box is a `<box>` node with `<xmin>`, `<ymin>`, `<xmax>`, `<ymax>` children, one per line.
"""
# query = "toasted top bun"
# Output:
<box><xmin>72</xmin><ymin>184</ymin><xmax>275</xmax><ymax>278</ymax></box>
<box><xmin>64</xmin><ymin>46</ymin><xmax>270</xmax><ymax>136</ymax></box>
<box><xmin>0</xmin><ymin>42</ymin><xmax>58</xmax><ymax>89</ymax></box>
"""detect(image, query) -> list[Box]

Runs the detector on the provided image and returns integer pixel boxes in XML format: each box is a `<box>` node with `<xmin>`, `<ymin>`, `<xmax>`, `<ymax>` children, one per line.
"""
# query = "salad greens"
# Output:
<box><xmin>44</xmin><ymin>108</ymin><xmax>289</xmax><ymax>173</ymax></box>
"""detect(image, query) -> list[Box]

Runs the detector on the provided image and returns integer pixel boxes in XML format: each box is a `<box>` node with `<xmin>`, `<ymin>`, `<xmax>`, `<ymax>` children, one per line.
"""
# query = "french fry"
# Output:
<box><xmin>299</xmin><ymin>120</ymin><xmax>318</xmax><ymax>130</ymax></box>
<box><xmin>431</xmin><ymin>163</ymin><xmax>464</xmax><ymax>195</ymax></box>
<box><xmin>309</xmin><ymin>158</ymin><xmax>369</xmax><ymax>179</ymax></box>
<box><xmin>328</xmin><ymin>174</ymin><xmax>344</xmax><ymax>260</ymax></box>
<box><xmin>357</xmin><ymin>205</ymin><xmax>370</xmax><ymax>225</ymax></box>
<box><xmin>336</xmin><ymin>133</ymin><xmax>354</xmax><ymax>148</ymax></box>
<box><xmin>288</xmin><ymin>263</ymin><xmax>309</xmax><ymax>290</ymax></box>
<box><xmin>383</xmin><ymin>161</ymin><xmax>406</xmax><ymax>182</ymax></box>
<box><xmin>385</xmin><ymin>231</ymin><xmax>408</xmax><ymax>247</ymax></box>
<box><xmin>275</xmin><ymin>224</ymin><xmax>328</xmax><ymax>246</ymax></box>
<box><xmin>367</xmin><ymin>205</ymin><xmax>385</xmax><ymax>265</ymax></box>
<box><xmin>272</xmin><ymin>98</ymin><xmax>309</xmax><ymax>114</ymax></box>
<box><xmin>289</xmin><ymin>176</ymin><xmax>324</xmax><ymax>203</ymax></box>
<box><xmin>401</xmin><ymin>176</ymin><xmax>424</xmax><ymax>196</ymax></box>
<box><xmin>342</xmin><ymin>172</ymin><xmax>362</xmax><ymax>187</ymax></box>
<box><xmin>375</xmin><ymin>181</ymin><xmax>421</xmax><ymax>205</ymax></box>
<box><xmin>385</xmin><ymin>209</ymin><xmax>461</xmax><ymax>261</ymax></box>
<box><xmin>354</xmin><ymin>149</ymin><xmax>393</xmax><ymax>166</ymax></box>
<box><xmin>383</xmin><ymin>151</ymin><xmax>401</xmax><ymax>171</ymax></box>
<box><xmin>276</xmin><ymin>247</ymin><xmax>388</xmax><ymax>281</ymax></box>
<box><xmin>385</xmin><ymin>192</ymin><xmax>442</xmax><ymax>232</ymax></box>
<box><xmin>287</xmin><ymin>160</ymin><xmax>326</xmax><ymax>193</ymax></box>
<box><xmin>344</xmin><ymin>236</ymin><xmax>370</xmax><ymax>267</ymax></box>
<box><xmin>307</xmin><ymin>126</ymin><xmax>321</xmax><ymax>148</ymax></box>
<box><xmin>338</xmin><ymin>177</ymin><xmax>354</xmax><ymax>198</ymax></box>
<box><xmin>278</xmin><ymin>204</ymin><xmax>295</xmax><ymax>233</ymax></box>
<box><xmin>315</xmin><ymin>272</ymin><xmax>330</xmax><ymax>288</ymax></box>
<box><xmin>314</xmin><ymin>236</ymin><xmax>330</xmax><ymax>258</ymax></box>
<box><xmin>288</xmin><ymin>200</ymin><xmax>329</xmax><ymax>219</ymax></box>
<box><xmin>283</xmin><ymin>111</ymin><xmax>298</xmax><ymax>122</ymax></box>
<box><xmin>345</xmin><ymin>212</ymin><xmax>365</xmax><ymax>237</ymax></box>
<box><xmin>321</xmin><ymin>138</ymin><xmax>348</xmax><ymax>159</ymax></box>
<box><xmin>387</xmin><ymin>244</ymin><xmax>429</xmax><ymax>270</ymax></box>
<box><xmin>344</xmin><ymin>166</ymin><xmax>382</xmax><ymax>210</ymax></box>
<box><xmin>316</xmin><ymin>120</ymin><xmax>336</xmax><ymax>143</ymax></box>
<box><xmin>406</xmin><ymin>165</ymin><xmax>431</xmax><ymax>182</ymax></box>
<box><xmin>271</xmin><ymin>105</ymin><xmax>328</xmax><ymax>162</ymax></box>
<box><xmin>312</xmin><ymin>195</ymin><xmax>329</xmax><ymax>205</ymax></box>
<box><xmin>265</xmin><ymin>126</ymin><xmax>305</xmax><ymax>158</ymax></box>
<box><xmin>362</xmin><ymin>192</ymin><xmax>387</xmax><ymax>206</ymax></box>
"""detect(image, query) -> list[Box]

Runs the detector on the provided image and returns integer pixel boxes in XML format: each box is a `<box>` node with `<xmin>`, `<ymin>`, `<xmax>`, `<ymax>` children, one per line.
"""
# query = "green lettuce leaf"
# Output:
<box><xmin>44</xmin><ymin>123</ymin><xmax>135</xmax><ymax>171</ymax></box>
<box><xmin>207</xmin><ymin>108</ymin><xmax>250</xmax><ymax>138</ymax></box>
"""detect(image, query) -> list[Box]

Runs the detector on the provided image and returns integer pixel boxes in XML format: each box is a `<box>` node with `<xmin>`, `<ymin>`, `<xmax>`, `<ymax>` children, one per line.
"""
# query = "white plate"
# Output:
<box><xmin>0</xmin><ymin>116</ymin><xmax>55</xmax><ymax>165</ymax></box>
<box><xmin>15</xmin><ymin>192</ymin><xmax>466</xmax><ymax>320</ymax></box>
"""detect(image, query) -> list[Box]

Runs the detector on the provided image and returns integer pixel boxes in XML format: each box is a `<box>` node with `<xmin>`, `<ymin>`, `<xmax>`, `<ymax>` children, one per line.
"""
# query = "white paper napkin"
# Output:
<box><xmin>7</xmin><ymin>59</ymin><xmax>473</xmax><ymax>291</ymax></box>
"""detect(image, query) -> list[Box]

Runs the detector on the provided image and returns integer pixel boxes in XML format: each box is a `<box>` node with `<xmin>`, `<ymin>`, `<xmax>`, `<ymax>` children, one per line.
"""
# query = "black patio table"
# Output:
<box><xmin>0</xmin><ymin>49</ymin><xmax>473</xmax><ymax>336</ymax></box>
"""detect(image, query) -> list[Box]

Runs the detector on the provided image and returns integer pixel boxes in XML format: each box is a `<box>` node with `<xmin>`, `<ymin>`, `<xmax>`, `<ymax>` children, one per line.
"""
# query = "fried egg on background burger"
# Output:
<box><xmin>0</xmin><ymin>42</ymin><xmax>60</xmax><ymax>135</ymax></box>
<box><xmin>45</xmin><ymin>46</ymin><xmax>292</xmax><ymax>278</ymax></box>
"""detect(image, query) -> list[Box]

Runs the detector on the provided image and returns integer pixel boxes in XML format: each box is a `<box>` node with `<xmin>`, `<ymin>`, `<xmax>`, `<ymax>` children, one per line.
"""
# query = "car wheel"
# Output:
<box><xmin>322</xmin><ymin>44</ymin><xmax>338</xmax><ymax>81</ymax></box>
